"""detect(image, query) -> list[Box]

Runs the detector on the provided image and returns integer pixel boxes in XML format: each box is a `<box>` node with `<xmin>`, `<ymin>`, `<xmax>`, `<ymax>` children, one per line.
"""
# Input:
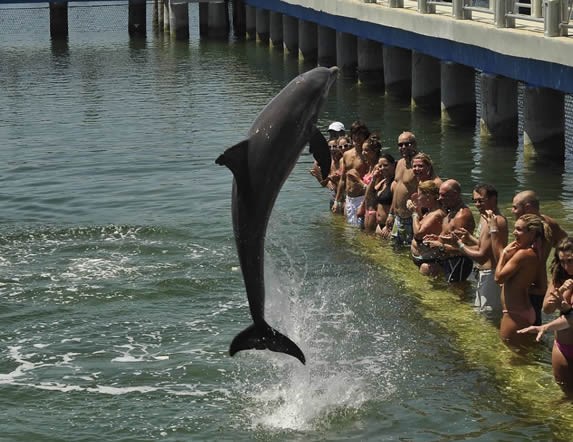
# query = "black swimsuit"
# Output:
<box><xmin>377</xmin><ymin>184</ymin><xmax>393</xmax><ymax>206</ymax></box>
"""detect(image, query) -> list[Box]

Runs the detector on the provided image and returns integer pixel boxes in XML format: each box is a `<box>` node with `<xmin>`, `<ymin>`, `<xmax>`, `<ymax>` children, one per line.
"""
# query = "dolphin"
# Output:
<box><xmin>215</xmin><ymin>66</ymin><xmax>338</xmax><ymax>364</ymax></box>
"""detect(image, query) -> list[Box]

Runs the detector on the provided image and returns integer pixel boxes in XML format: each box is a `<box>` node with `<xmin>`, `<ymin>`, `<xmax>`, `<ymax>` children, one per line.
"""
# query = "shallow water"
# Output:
<box><xmin>0</xmin><ymin>3</ymin><xmax>572</xmax><ymax>441</ymax></box>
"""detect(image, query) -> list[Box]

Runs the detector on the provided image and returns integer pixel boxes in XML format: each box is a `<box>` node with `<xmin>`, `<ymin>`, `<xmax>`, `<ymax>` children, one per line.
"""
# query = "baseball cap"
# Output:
<box><xmin>328</xmin><ymin>122</ymin><xmax>345</xmax><ymax>132</ymax></box>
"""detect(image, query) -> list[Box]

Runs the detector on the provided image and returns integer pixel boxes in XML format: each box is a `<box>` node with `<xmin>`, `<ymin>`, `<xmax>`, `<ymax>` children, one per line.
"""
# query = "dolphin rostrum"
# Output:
<box><xmin>215</xmin><ymin>66</ymin><xmax>338</xmax><ymax>364</ymax></box>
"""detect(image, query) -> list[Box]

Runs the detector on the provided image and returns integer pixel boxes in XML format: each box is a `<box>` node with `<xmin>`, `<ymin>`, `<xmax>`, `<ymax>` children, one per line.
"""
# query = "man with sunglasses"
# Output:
<box><xmin>381</xmin><ymin>131</ymin><xmax>418</xmax><ymax>245</ymax></box>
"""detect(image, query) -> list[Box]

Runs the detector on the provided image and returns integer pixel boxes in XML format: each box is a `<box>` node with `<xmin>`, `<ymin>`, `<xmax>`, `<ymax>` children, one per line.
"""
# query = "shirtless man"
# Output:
<box><xmin>424</xmin><ymin>179</ymin><xmax>476</xmax><ymax>283</ymax></box>
<box><xmin>450</xmin><ymin>184</ymin><xmax>508</xmax><ymax>316</ymax></box>
<box><xmin>333</xmin><ymin>121</ymin><xmax>370</xmax><ymax>225</ymax></box>
<box><xmin>509</xmin><ymin>190</ymin><xmax>567</xmax><ymax>325</ymax></box>
<box><xmin>495</xmin><ymin>214</ymin><xmax>550</xmax><ymax>348</ymax></box>
<box><xmin>381</xmin><ymin>131</ymin><xmax>418</xmax><ymax>245</ymax></box>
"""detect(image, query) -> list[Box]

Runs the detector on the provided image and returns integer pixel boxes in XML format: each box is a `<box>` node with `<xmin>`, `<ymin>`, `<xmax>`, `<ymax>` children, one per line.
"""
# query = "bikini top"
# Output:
<box><xmin>377</xmin><ymin>183</ymin><xmax>393</xmax><ymax>205</ymax></box>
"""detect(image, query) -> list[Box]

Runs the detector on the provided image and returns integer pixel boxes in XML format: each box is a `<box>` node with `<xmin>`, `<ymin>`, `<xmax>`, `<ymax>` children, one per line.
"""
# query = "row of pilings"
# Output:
<box><xmin>47</xmin><ymin>0</ymin><xmax>567</xmax><ymax>163</ymax></box>
<box><xmin>205</xmin><ymin>1</ymin><xmax>565</xmax><ymax>163</ymax></box>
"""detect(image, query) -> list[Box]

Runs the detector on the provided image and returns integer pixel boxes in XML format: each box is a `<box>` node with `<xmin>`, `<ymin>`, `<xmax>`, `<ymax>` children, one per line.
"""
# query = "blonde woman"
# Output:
<box><xmin>495</xmin><ymin>214</ymin><xmax>552</xmax><ymax>348</ymax></box>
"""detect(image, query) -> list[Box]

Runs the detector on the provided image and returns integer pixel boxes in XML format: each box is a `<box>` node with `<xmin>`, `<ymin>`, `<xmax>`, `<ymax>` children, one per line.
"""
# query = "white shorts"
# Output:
<box><xmin>345</xmin><ymin>195</ymin><xmax>365</xmax><ymax>227</ymax></box>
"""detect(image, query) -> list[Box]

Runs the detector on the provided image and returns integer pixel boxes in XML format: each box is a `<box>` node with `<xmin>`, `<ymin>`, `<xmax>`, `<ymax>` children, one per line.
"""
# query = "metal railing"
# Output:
<box><xmin>364</xmin><ymin>0</ymin><xmax>572</xmax><ymax>37</ymax></box>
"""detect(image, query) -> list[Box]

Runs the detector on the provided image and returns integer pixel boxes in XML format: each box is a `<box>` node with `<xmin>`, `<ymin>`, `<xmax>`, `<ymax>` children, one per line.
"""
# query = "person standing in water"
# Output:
<box><xmin>511</xmin><ymin>190</ymin><xmax>567</xmax><ymax>325</ymax></box>
<box><xmin>519</xmin><ymin>238</ymin><xmax>573</xmax><ymax>393</ymax></box>
<box><xmin>495</xmin><ymin>214</ymin><xmax>551</xmax><ymax>348</ymax></box>
<box><xmin>381</xmin><ymin>131</ymin><xmax>418</xmax><ymax>245</ymax></box>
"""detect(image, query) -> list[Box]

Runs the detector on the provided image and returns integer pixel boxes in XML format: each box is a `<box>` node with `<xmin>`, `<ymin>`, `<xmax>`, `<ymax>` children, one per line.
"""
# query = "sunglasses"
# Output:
<box><xmin>472</xmin><ymin>198</ymin><xmax>486</xmax><ymax>203</ymax></box>
<box><xmin>339</xmin><ymin>143</ymin><xmax>350</xmax><ymax>149</ymax></box>
<box><xmin>398</xmin><ymin>142</ymin><xmax>413</xmax><ymax>147</ymax></box>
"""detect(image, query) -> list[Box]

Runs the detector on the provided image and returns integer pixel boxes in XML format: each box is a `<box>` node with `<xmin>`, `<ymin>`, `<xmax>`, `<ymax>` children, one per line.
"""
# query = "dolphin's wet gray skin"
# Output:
<box><xmin>216</xmin><ymin>66</ymin><xmax>338</xmax><ymax>364</ymax></box>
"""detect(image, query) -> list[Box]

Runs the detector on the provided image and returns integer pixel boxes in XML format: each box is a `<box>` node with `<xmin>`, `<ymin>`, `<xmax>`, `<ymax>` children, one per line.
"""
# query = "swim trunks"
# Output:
<box><xmin>441</xmin><ymin>255</ymin><xmax>473</xmax><ymax>283</ymax></box>
<box><xmin>345</xmin><ymin>195</ymin><xmax>365</xmax><ymax>227</ymax></box>
<box><xmin>391</xmin><ymin>215</ymin><xmax>413</xmax><ymax>246</ymax></box>
<box><xmin>474</xmin><ymin>269</ymin><xmax>502</xmax><ymax>313</ymax></box>
<box><xmin>529</xmin><ymin>293</ymin><xmax>544</xmax><ymax>326</ymax></box>
<box><xmin>411</xmin><ymin>253</ymin><xmax>441</xmax><ymax>267</ymax></box>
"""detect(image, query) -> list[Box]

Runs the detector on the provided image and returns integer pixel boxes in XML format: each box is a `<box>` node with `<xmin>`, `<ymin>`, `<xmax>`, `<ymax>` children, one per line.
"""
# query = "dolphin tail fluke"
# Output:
<box><xmin>308</xmin><ymin>127</ymin><xmax>331</xmax><ymax>181</ymax></box>
<box><xmin>229</xmin><ymin>322</ymin><xmax>306</xmax><ymax>364</ymax></box>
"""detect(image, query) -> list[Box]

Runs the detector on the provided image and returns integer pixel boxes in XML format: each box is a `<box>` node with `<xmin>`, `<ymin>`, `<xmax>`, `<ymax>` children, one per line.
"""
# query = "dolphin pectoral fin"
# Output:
<box><xmin>308</xmin><ymin>127</ymin><xmax>331</xmax><ymax>181</ymax></box>
<box><xmin>229</xmin><ymin>322</ymin><xmax>306</xmax><ymax>364</ymax></box>
<box><xmin>215</xmin><ymin>139</ymin><xmax>250</xmax><ymax>190</ymax></box>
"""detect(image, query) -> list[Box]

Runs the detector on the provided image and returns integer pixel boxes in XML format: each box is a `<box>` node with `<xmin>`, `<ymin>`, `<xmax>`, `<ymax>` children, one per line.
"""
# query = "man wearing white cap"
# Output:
<box><xmin>327</xmin><ymin>121</ymin><xmax>346</xmax><ymax>140</ymax></box>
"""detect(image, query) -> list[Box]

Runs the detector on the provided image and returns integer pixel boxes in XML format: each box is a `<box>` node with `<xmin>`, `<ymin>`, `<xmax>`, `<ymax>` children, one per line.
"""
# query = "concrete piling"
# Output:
<box><xmin>441</xmin><ymin>61</ymin><xmax>476</xmax><ymax>124</ymax></box>
<box><xmin>383</xmin><ymin>46</ymin><xmax>411</xmax><ymax>98</ymax></box>
<box><xmin>523</xmin><ymin>86</ymin><xmax>565</xmax><ymax>162</ymax></box>
<box><xmin>479</xmin><ymin>73</ymin><xmax>518</xmax><ymax>139</ymax></box>
<box><xmin>49</xmin><ymin>1</ymin><xmax>68</xmax><ymax>40</ymax></box>
<box><xmin>318</xmin><ymin>26</ymin><xmax>337</xmax><ymax>67</ymax></box>
<box><xmin>283</xmin><ymin>14</ymin><xmax>299</xmax><ymax>55</ymax></box>
<box><xmin>336</xmin><ymin>32</ymin><xmax>357</xmax><ymax>78</ymax></box>
<box><xmin>411</xmin><ymin>51</ymin><xmax>440</xmax><ymax>111</ymax></box>
<box><xmin>298</xmin><ymin>19</ymin><xmax>318</xmax><ymax>62</ymax></box>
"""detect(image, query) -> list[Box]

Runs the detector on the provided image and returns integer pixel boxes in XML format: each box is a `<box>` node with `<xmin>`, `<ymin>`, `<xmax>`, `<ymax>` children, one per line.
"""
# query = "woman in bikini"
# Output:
<box><xmin>495</xmin><ymin>214</ymin><xmax>552</xmax><ymax>348</ymax></box>
<box><xmin>518</xmin><ymin>237</ymin><xmax>573</xmax><ymax>393</ymax></box>
<box><xmin>351</xmin><ymin>136</ymin><xmax>381</xmax><ymax>230</ymax></box>
<box><xmin>408</xmin><ymin>181</ymin><xmax>446</xmax><ymax>276</ymax></box>
<box><xmin>360</xmin><ymin>152</ymin><xmax>395</xmax><ymax>234</ymax></box>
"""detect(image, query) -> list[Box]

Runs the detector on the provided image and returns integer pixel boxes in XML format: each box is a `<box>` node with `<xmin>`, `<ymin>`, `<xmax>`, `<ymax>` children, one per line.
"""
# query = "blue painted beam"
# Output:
<box><xmin>245</xmin><ymin>0</ymin><xmax>573</xmax><ymax>94</ymax></box>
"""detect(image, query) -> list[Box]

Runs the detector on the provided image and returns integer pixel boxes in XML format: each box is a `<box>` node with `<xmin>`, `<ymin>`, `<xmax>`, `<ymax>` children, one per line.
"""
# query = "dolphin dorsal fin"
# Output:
<box><xmin>308</xmin><ymin>127</ymin><xmax>331</xmax><ymax>181</ymax></box>
<box><xmin>215</xmin><ymin>139</ymin><xmax>250</xmax><ymax>191</ymax></box>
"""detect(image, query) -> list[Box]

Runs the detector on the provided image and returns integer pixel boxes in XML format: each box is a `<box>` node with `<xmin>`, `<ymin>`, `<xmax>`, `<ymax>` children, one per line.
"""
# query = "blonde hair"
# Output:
<box><xmin>417</xmin><ymin>180</ymin><xmax>439</xmax><ymax>200</ymax></box>
<box><xmin>412</xmin><ymin>152</ymin><xmax>436</xmax><ymax>177</ymax></box>
<box><xmin>518</xmin><ymin>213</ymin><xmax>552</xmax><ymax>256</ymax></box>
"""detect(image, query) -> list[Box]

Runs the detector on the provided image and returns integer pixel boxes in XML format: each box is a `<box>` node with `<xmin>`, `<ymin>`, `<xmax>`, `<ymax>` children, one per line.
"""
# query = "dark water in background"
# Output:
<box><xmin>0</xmin><ymin>2</ymin><xmax>572</xmax><ymax>441</ymax></box>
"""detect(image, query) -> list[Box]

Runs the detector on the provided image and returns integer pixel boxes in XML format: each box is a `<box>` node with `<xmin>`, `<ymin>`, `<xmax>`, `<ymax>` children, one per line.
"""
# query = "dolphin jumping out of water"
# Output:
<box><xmin>215</xmin><ymin>66</ymin><xmax>338</xmax><ymax>364</ymax></box>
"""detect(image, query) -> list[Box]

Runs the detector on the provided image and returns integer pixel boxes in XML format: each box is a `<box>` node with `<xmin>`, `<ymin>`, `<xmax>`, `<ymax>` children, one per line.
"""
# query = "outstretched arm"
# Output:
<box><xmin>518</xmin><ymin>313</ymin><xmax>573</xmax><ymax>341</ymax></box>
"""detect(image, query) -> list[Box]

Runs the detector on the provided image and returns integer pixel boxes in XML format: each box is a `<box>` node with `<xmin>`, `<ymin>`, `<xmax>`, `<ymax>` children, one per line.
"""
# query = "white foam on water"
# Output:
<box><xmin>232</xmin><ymin>245</ymin><xmax>397</xmax><ymax>433</ymax></box>
<box><xmin>61</xmin><ymin>256</ymin><xmax>137</xmax><ymax>281</ymax></box>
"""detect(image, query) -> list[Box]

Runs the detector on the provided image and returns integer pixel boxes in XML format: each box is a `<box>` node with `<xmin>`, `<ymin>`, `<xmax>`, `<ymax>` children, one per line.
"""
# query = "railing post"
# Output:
<box><xmin>544</xmin><ymin>0</ymin><xmax>562</xmax><ymax>36</ymax></box>
<box><xmin>532</xmin><ymin>0</ymin><xmax>543</xmax><ymax>16</ymax></box>
<box><xmin>453</xmin><ymin>0</ymin><xmax>472</xmax><ymax>18</ymax></box>
<box><xmin>389</xmin><ymin>0</ymin><xmax>405</xmax><ymax>7</ymax></box>
<box><xmin>560</xmin><ymin>0</ymin><xmax>569</xmax><ymax>36</ymax></box>
<box><xmin>495</xmin><ymin>0</ymin><xmax>515</xmax><ymax>28</ymax></box>
<box><xmin>418</xmin><ymin>0</ymin><xmax>436</xmax><ymax>13</ymax></box>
